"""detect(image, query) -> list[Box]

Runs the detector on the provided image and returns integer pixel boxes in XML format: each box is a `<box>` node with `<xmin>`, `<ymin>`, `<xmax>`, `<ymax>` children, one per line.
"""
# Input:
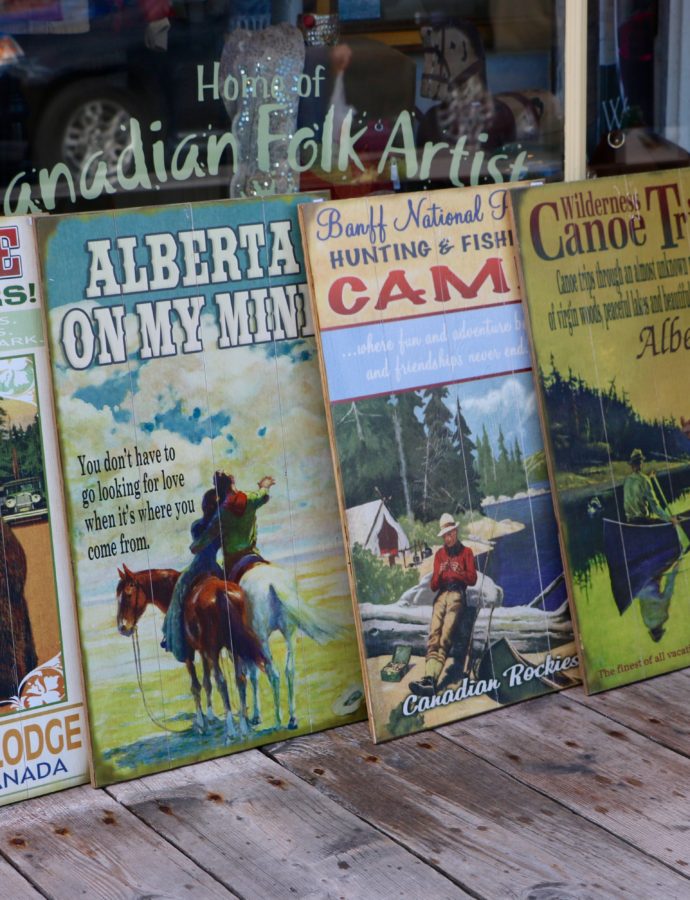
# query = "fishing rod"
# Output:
<box><xmin>650</xmin><ymin>471</ymin><xmax>690</xmax><ymax>552</ymax></box>
<box><xmin>650</xmin><ymin>471</ymin><xmax>669</xmax><ymax>508</ymax></box>
<box><xmin>469</xmin><ymin>534</ymin><xmax>496</xmax><ymax>680</ymax></box>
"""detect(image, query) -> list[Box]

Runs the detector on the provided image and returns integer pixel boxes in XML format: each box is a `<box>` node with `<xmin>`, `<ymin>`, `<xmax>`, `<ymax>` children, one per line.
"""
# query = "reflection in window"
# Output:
<box><xmin>0</xmin><ymin>0</ymin><xmax>565</xmax><ymax>213</ymax></box>
<box><xmin>588</xmin><ymin>0</ymin><xmax>690</xmax><ymax>177</ymax></box>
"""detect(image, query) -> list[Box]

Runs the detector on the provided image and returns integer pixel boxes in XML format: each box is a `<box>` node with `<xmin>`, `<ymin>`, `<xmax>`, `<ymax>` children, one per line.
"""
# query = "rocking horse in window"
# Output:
<box><xmin>417</xmin><ymin>18</ymin><xmax>562</xmax><ymax>159</ymax></box>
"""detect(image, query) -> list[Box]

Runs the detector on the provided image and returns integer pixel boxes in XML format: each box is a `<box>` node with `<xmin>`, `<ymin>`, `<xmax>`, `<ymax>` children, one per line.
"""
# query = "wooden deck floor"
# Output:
<box><xmin>1</xmin><ymin>671</ymin><xmax>688</xmax><ymax>899</ymax></box>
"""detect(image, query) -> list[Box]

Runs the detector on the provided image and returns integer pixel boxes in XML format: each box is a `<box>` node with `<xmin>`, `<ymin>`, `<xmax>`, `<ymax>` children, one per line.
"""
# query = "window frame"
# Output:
<box><xmin>564</xmin><ymin>0</ymin><xmax>588</xmax><ymax>181</ymax></box>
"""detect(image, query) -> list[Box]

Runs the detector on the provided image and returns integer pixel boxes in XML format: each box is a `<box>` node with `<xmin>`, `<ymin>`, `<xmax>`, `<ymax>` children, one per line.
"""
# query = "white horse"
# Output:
<box><xmin>235</xmin><ymin>562</ymin><xmax>335</xmax><ymax>731</ymax></box>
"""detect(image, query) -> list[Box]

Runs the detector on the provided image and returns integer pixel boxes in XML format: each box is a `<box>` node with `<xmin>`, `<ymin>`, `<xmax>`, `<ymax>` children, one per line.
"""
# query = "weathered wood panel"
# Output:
<box><xmin>440</xmin><ymin>692</ymin><xmax>690</xmax><ymax>878</ymax></box>
<box><xmin>109</xmin><ymin>748</ymin><xmax>464</xmax><ymax>899</ymax></box>
<box><xmin>0</xmin><ymin>854</ymin><xmax>42</xmax><ymax>898</ymax></box>
<box><xmin>268</xmin><ymin>722</ymin><xmax>688</xmax><ymax>898</ymax></box>
<box><xmin>569</xmin><ymin>670</ymin><xmax>690</xmax><ymax>756</ymax></box>
<box><xmin>0</xmin><ymin>785</ymin><xmax>233</xmax><ymax>899</ymax></box>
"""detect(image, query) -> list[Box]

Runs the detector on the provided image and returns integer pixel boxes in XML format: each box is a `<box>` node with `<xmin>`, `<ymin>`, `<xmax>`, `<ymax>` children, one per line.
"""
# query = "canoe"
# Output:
<box><xmin>602</xmin><ymin>515</ymin><xmax>690</xmax><ymax>614</ymax></box>
<box><xmin>475</xmin><ymin>636</ymin><xmax>574</xmax><ymax>704</ymax></box>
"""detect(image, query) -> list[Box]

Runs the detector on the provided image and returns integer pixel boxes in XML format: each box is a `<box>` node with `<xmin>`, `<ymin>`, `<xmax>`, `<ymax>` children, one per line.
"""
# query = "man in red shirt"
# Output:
<box><xmin>409</xmin><ymin>513</ymin><xmax>477</xmax><ymax>697</ymax></box>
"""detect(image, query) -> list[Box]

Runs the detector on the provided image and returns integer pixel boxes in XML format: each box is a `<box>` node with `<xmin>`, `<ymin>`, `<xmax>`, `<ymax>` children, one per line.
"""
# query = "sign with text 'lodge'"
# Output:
<box><xmin>512</xmin><ymin>170</ymin><xmax>690</xmax><ymax>693</ymax></box>
<box><xmin>0</xmin><ymin>215</ymin><xmax>88</xmax><ymax>803</ymax></box>
<box><xmin>300</xmin><ymin>187</ymin><xmax>579</xmax><ymax>742</ymax></box>
<box><xmin>36</xmin><ymin>195</ymin><xmax>363</xmax><ymax>786</ymax></box>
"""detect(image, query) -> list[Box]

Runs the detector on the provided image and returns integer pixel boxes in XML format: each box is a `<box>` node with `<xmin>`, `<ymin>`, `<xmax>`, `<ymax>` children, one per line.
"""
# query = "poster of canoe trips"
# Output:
<box><xmin>299</xmin><ymin>186</ymin><xmax>581</xmax><ymax>742</ymax></box>
<box><xmin>512</xmin><ymin>169</ymin><xmax>690</xmax><ymax>694</ymax></box>
<box><xmin>35</xmin><ymin>195</ymin><xmax>364</xmax><ymax>787</ymax></box>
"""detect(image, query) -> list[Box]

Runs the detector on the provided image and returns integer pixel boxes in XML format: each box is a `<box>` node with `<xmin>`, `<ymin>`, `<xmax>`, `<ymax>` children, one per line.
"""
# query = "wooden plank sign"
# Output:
<box><xmin>511</xmin><ymin>170</ymin><xmax>690</xmax><ymax>692</ymax></box>
<box><xmin>299</xmin><ymin>187</ymin><xmax>580</xmax><ymax>741</ymax></box>
<box><xmin>0</xmin><ymin>216</ymin><xmax>88</xmax><ymax>803</ymax></box>
<box><xmin>35</xmin><ymin>196</ymin><xmax>364</xmax><ymax>786</ymax></box>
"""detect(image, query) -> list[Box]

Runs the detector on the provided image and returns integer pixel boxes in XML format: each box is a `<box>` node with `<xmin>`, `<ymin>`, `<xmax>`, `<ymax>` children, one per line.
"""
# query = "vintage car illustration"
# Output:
<box><xmin>0</xmin><ymin>475</ymin><xmax>47</xmax><ymax>523</ymax></box>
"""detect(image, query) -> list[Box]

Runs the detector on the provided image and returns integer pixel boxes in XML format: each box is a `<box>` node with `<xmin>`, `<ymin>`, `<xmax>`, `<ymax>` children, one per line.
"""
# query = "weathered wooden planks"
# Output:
<box><xmin>0</xmin><ymin>785</ymin><xmax>233</xmax><ymax>899</ymax></box>
<box><xmin>440</xmin><ymin>692</ymin><xmax>690</xmax><ymax>878</ymax></box>
<box><xmin>568</xmin><ymin>670</ymin><xmax>690</xmax><ymax>756</ymax></box>
<box><xmin>0</xmin><ymin>854</ymin><xmax>43</xmax><ymax>898</ymax></box>
<box><xmin>269</xmin><ymin>721</ymin><xmax>688</xmax><ymax>898</ymax></box>
<box><xmin>109</xmin><ymin>747</ymin><xmax>465</xmax><ymax>899</ymax></box>
<box><xmin>1</xmin><ymin>672</ymin><xmax>688</xmax><ymax>899</ymax></box>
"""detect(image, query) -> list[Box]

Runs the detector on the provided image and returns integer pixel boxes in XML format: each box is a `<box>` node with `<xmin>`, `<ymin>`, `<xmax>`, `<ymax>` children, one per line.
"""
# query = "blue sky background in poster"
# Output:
<box><xmin>444</xmin><ymin>373</ymin><xmax>542</xmax><ymax>459</ymax></box>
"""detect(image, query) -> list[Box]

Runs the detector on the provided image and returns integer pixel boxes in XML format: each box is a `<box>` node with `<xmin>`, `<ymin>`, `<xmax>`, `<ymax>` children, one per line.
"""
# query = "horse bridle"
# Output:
<box><xmin>119</xmin><ymin>576</ymin><xmax>153</xmax><ymax>633</ymax></box>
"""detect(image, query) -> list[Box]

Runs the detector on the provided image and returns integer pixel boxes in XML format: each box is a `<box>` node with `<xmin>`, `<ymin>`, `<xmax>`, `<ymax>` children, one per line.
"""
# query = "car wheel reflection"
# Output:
<box><xmin>35</xmin><ymin>78</ymin><xmax>146</xmax><ymax>181</ymax></box>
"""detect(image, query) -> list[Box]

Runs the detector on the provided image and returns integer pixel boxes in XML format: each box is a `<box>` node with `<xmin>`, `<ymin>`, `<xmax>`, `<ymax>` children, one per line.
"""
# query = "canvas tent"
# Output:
<box><xmin>346</xmin><ymin>500</ymin><xmax>410</xmax><ymax>559</ymax></box>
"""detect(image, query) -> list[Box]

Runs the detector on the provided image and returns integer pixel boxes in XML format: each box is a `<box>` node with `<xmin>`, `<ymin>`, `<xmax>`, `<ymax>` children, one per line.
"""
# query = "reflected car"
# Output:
<box><xmin>0</xmin><ymin>2</ymin><xmax>235</xmax><ymax>207</ymax></box>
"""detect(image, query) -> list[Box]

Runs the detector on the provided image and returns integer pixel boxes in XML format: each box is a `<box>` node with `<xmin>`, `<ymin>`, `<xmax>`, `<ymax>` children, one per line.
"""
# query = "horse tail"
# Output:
<box><xmin>268</xmin><ymin>583</ymin><xmax>336</xmax><ymax>645</ymax></box>
<box><xmin>241</xmin><ymin>564</ymin><xmax>344</xmax><ymax>645</ymax></box>
<box><xmin>216</xmin><ymin>583</ymin><xmax>266</xmax><ymax>669</ymax></box>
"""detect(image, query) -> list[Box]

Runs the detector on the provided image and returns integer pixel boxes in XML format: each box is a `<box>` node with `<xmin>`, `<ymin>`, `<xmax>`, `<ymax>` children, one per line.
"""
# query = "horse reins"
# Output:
<box><xmin>131</xmin><ymin>622</ymin><xmax>188</xmax><ymax>735</ymax></box>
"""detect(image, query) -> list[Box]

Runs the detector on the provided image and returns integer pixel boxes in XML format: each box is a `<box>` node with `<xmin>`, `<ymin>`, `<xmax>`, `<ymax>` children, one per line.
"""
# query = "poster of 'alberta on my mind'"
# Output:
<box><xmin>36</xmin><ymin>195</ymin><xmax>363</xmax><ymax>786</ymax></box>
<box><xmin>512</xmin><ymin>170</ymin><xmax>690</xmax><ymax>694</ymax></box>
<box><xmin>300</xmin><ymin>186</ymin><xmax>580</xmax><ymax>742</ymax></box>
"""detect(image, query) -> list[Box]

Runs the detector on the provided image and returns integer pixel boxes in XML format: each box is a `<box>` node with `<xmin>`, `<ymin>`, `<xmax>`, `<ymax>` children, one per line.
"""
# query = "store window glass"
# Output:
<box><xmin>0</xmin><ymin>0</ymin><xmax>565</xmax><ymax>215</ymax></box>
<box><xmin>587</xmin><ymin>0</ymin><xmax>690</xmax><ymax>177</ymax></box>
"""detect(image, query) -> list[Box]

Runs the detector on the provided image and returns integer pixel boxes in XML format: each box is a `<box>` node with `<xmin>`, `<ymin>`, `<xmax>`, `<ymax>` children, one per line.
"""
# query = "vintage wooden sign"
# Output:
<box><xmin>36</xmin><ymin>196</ymin><xmax>363</xmax><ymax>786</ymax></box>
<box><xmin>0</xmin><ymin>216</ymin><xmax>88</xmax><ymax>803</ymax></box>
<box><xmin>511</xmin><ymin>170</ymin><xmax>690</xmax><ymax>692</ymax></box>
<box><xmin>300</xmin><ymin>187</ymin><xmax>579</xmax><ymax>741</ymax></box>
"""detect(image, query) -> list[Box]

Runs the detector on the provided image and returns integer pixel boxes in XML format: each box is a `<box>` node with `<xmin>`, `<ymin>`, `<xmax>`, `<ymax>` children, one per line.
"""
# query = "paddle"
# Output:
<box><xmin>651</xmin><ymin>472</ymin><xmax>690</xmax><ymax>553</ymax></box>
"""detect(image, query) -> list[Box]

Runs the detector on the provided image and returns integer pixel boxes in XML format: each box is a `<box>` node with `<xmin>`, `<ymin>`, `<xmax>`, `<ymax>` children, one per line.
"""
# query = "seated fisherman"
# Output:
<box><xmin>623</xmin><ymin>449</ymin><xmax>677</xmax><ymax>525</ymax></box>
<box><xmin>409</xmin><ymin>513</ymin><xmax>477</xmax><ymax>697</ymax></box>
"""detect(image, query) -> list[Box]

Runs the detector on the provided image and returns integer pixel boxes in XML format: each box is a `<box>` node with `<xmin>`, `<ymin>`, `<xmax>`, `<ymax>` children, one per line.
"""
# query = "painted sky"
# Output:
<box><xmin>49</xmin><ymin>320</ymin><xmax>342</xmax><ymax>595</ymax></box>
<box><xmin>443</xmin><ymin>372</ymin><xmax>542</xmax><ymax>459</ymax></box>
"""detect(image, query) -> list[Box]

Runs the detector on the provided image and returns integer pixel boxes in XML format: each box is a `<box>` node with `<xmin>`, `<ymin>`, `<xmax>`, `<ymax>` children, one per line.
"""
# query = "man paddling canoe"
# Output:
<box><xmin>623</xmin><ymin>449</ymin><xmax>678</xmax><ymax>526</ymax></box>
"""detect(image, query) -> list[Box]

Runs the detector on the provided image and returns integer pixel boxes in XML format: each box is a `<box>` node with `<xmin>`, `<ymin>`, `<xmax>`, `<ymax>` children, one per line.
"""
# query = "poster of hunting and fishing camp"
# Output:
<box><xmin>36</xmin><ymin>196</ymin><xmax>364</xmax><ymax>787</ymax></box>
<box><xmin>299</xmin><ymin>186</ymin><xmax>580</xmax><ymax>742</ymax></box>
<box><xmin>0</xmin><ymin>216</ymin><xmax>88</xmax><ymax>804</ymax></box>
<box><xmin>512</xmin><ymin>169</ymin><xmax>690</xmax><ymax>693</ymax></box>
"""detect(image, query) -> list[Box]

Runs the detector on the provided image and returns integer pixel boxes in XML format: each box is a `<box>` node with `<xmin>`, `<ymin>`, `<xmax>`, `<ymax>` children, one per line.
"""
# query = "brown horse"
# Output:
<box><xmin>116</xmin><ymin>564</ymin><xmax>265</xmax><ymax>742</ymax></box>
<box><xmin>0</xmin><ymin>519</ymin><xmax>37</xmax><ymax>699</ymax></box>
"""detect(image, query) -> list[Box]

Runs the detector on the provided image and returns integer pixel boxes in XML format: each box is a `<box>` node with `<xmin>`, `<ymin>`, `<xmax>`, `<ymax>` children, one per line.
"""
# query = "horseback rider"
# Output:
<box><xmin>161</xmin><ymin>488</ymin><xmax>224</xmax><ymax>661</ymax></box>
<box><xmin>190</xmin><ymin>471</ymin><xmax>276</xmax><ymax>582</ymax></box>
<box><xmin>161</xmin><ymin>470</ymin><xmax>275</xmax><ymax>659</ymax></box>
